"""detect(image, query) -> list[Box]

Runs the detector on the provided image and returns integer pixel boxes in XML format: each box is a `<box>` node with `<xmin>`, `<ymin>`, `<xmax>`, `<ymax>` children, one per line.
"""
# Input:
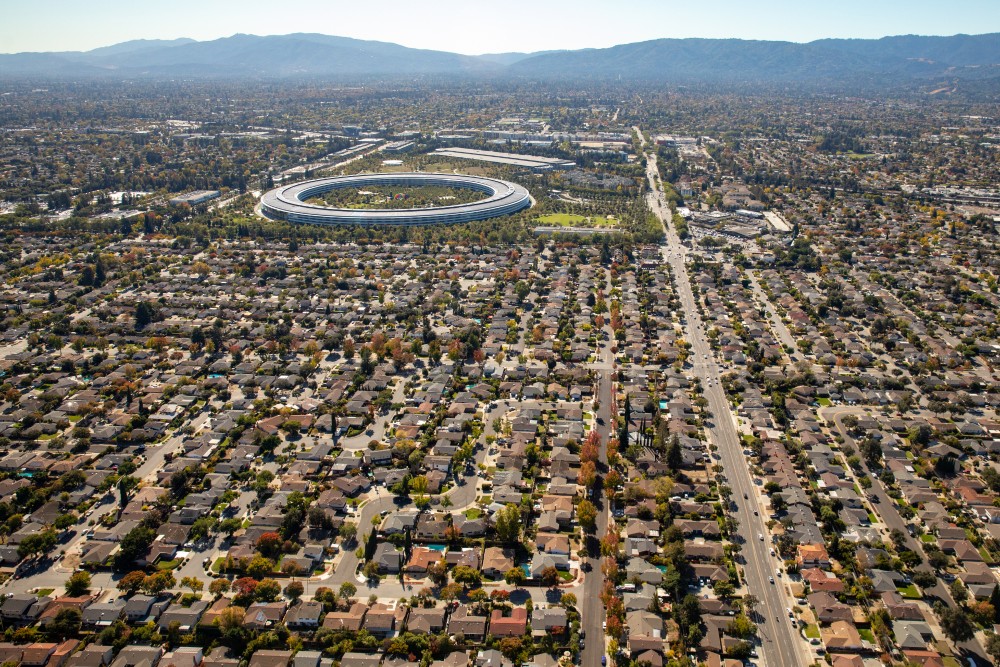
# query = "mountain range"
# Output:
<box><xmin>1</xmin><ymin>32</ymin><xmax>998</xmax><ymax>88</ymax></box>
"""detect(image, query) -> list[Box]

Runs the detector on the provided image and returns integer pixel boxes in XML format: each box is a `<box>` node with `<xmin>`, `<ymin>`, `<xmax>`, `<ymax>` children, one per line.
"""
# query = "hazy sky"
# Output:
<box><xmin>3</xmin><ymin>0</ymin><xmax>999</xmax><ymax>54</ymax></box>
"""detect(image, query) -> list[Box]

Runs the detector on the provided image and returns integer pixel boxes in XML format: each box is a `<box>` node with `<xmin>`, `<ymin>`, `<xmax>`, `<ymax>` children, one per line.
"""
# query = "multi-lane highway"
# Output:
<box><xmin>645</xmin><ymin>152</ymin><xmax>808</xmax><ymax>667</ymax></box>
<box><xmin>581</xmin><ymin>269</ymin><xmax>615</xmax><ymax>667</ymax></box>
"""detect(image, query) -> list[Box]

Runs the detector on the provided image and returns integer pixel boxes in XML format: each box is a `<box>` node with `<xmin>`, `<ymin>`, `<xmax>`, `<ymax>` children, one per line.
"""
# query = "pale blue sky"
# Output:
<box><xmin>3</xmin><ymin>0</ymin><xmax>999</xmax><ymax>54</ymax></box>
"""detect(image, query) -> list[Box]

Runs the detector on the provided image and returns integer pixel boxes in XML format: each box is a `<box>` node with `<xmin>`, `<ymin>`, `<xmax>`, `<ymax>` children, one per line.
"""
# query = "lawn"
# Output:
<box><xmin>816</xmin><ymin>398</ymin><xmax>832</xmax><ymax>407</ymax></box>
<box><xmin>535</xmin><ymin>213</ymin><xmax>618</xmax><ymax>228</ymax></box>
<box><xmin>859</xmin><ymin>628</ymin><xmax>876</xmax><ymax>644</ymax></box>
<box><xmin>920</xmin><ymin>533</ymin><xmax>936</xmax><ymax>543</ymax></box>
<box><xmin>35</xmin><ymin>588</ymin><xmax>54</xmax><ymax>596</ymax></box>
<box><xmin>464</xmin><ymin>508</ymin><xmax>482</xmax><ymax>520</ymax></box>
<box><xmin>211</xmin><ymin>557</ymin><xmax>227</xmax><ymax>573</ymax></box>
<box><xmin>897</xmin><ymin>584</ymin><xmax>921</xmax><ymax>599</ymax></box>
<box><xmin>558</xmin><ymin>571</ymin><xmax>575</xmax><ymax>582</ymax></box>
<box><xmin>804</xmin><ymin>624</ymin><xmax>820</xmax><ymax>639</ymax></box>
<box><xmin>536</xmin><ymin>213</ymin><xmax>587</xmax><ymax>226</ymax></box>
<box><xmin>156</xmin><ymin>558</ymin><xmax>182</xmax><ymax>571</ymax></box>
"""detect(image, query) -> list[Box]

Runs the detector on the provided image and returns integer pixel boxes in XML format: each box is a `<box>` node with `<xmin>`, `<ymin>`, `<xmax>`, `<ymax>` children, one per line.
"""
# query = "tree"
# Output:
<box><xmin>17</xmin><ymin>530</ymin><xmax>57</xmax><ymax>560</ymax></box>
<box><xmin>912</xmin><ymin>571</ymin><xmax>937</xmax><ymax>589</ymax></box>
<box><xmin>180</xmin><ymin>576</ymin><xmax>203</xmax><ymax>595</ymax></box>
<box><xmin>504</xmin><ymin>567</ymin><xmax>526</xmax><ymax>588</ymax></box>
<box><xmin>938</xmin><ymin>605</ymin><xmax>975</xmax><ymax>643</ymax></box>
<box><xmin>950</xmin><ymin>579</ymin><xmax>968</xmax><ymax>604</ymax></box>
<box><xmin>114</xmin><ymin>525</ymin><xmax>155</xmax><ymax>571</ymax></box>
<box><xmin>540</xmin><ymin>566</ymin><xmax>560</xmax><ymax>588</ymax></box>
<box><xmin>251</xmin><ymin>578</ymin><xmax>279</xmax><ymax>602</ymax></box>
<box><xmin>117</xmin><ymin>570</ymin><xmax>148</xmax><ymax>594</ymax></box>
<box><xmin>218</xmin><ymin>517</ymin><xmax>243</xmax><ymax>536</ymax></box>
<box><xmin>427</xmin><ymin>560</ymin><xmax>449</xmax><ymax>588</ymax></box>
<box><xmin>142</xmin><ymin>571</ymin><xmax>175</xmax><ymax>595</ymax></box>
<box><xmin>339</xmin><ymin>522</ymin><xmax>358</xmax><ymax>544</ymax></box>
<box><xmin>189</xmin><ymin>517</ymin><xmax>215</xmax><ymax>543</ymax></box>
<box><xmin>47</xmin><ymin>607</ymin><xmax>81</xmax><ymax>640</ymax></box>
<box><xmin>727</xmin><ymin>614</ymin><xmax>757</xmax><ymax>639</ymax></box>
<box><xmin>209</xmin><ymin>578</ymin><xmax>231</xmax><ymax>597</ymax></box>
<box><xmin>494</xmin><ymin>504</ymin><xmax>521</xmax><ymax>545</ymax></box>
<box><xmin>233</xmin><ymin>577</ymin><xmax>258</xmax><ymax>599</ymax></box>
<box><xmin>577</xmin><ymin>499</ymin><xmax>598</xmax><ymax>532</ymax></box>
<box><xmin>452</xmin><ymin>566</ymin><xmax>482</xmax><ymax>588</ymax></box>
<box><xmin>216</xmin><ymin>606</ymin><xmax>246</xmax><ymax>634</ymax></box>
<box><xmin>256</xmin><ymin>532</ymin><xmax>283</xmax><ymax>560</ymax></box>
<box><xmin>284</xmin><ymin>581</ymin><xmax>304</xmax><ymax>601</ymax></box>
<box><xmin>986</xmin><ymin>632</ymin><xmax>1000</xmax><ymax>664</ymax></box>
<box><xmin>246</xmin><ymin>555</ymin><xmax>275</xmax><ymax>579</ymax></box>
<box><xmin>134</xmin><ymin>302</ymin><xmax>156</xmax><ymax>331</ymax></box>
<box><xmin>338</xmin><ymin>582</ymin><xmax>357</xmax><ymax>601</ymax></box>
<box><xmin>64</xmin><ymin>571</ymin><xmax>91</xmax><ymax>596</ymax></box>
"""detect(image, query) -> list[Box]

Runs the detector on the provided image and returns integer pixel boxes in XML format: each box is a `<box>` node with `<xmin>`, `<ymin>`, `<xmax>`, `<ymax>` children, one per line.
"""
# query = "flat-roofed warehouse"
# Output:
<box><xmin>168</xmin><ymin>190</ymin><xmax>220</xmax><ymax>206</ymax></box>
<box><xmin>432</xmin><ymin>147</ymin><xmax>575</xmax><ymax>172</ymax></box>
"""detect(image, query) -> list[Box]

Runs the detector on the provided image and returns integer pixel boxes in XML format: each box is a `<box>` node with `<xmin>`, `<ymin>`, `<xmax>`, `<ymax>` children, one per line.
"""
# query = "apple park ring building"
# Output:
<box><xmin>260</xmin><ymin>172</ymin><xmax>533</xmax><ymax>226</ymax></box>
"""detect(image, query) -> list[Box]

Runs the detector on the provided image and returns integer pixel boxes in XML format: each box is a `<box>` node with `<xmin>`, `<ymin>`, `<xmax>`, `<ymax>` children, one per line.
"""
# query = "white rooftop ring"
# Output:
<box><xmin>260</xmin><ymin>172</ymin><xmax>532</xmax><ymax>226</ymax></box>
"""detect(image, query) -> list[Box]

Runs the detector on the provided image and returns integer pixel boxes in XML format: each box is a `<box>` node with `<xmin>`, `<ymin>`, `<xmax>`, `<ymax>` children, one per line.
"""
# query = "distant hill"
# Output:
<box><xmin>1</xmin><ymin>32</ymin><xmax>998</xmax><ymax>89</ymax></box>
<box><xmin>507</xmin><ymin>34</ymin><xmax>1000</xmax><ymax>84</ymax></box>
<box><xmin>475</xmin><ymin>50</ymin><xmax>563</xmax><ymax>66</ymax></box>
<box><xmin>0</xmin><ymin>33</ymin><xmax>499</xmax><ymax>78</ymax></box>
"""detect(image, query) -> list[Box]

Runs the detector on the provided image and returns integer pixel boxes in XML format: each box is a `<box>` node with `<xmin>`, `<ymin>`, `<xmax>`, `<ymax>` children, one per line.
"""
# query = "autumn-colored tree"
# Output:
<box><xmin>256</xmin><ymin>532</ymin><xmax>283</xmax><ymax>559</ymax></box>
<box><xmin>600</xmin><ymin>528</ymin><xmax>621</xmax><ymax>557</ymax></box>
<box><xmin>209</xmin><ymin>578</ymin><xmax>231</xmax><ymax>597</ymax></box>
<box><xmin>117</xmin><ymin>570</ymin><xmax>147</xmax><ymax>594</ymax></box>
<box><xmin>490</xmin><ymin>589</ymin><xmax>510</xmax><ymax>603</ymax></box>
<box><xmin>577</xmin><ymin>461</ymin><xmax>597</xmax><ymax>488</ymax></box>
<box><xmin>605</xmin><ymin>613</ymin><xmax>624</xmax><ymax>637</ymax></box>
<box><xmin>577</xmin><ymin>499</ymin><xmax>598</xmax><ymax>532</ymax></box>
<box><xmin>216</xmin><ymin>606</ymin><xmax>245</xmax><ymax>633</ymax></box>
<box><xmin>232</xmin><ymin>576</ymin><xmax>259</xmax><ymax>599</ymax></box>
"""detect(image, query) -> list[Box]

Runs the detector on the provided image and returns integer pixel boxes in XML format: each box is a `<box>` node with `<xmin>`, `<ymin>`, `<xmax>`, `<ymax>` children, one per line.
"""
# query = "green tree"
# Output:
<box><xmin>938</xmin><ymin>605</ymin><xmax>975</xmax><ymax>643</ymax></box>
<box><xmin>912</xmin><ymin>571</ymin><xmax>937</xmax><ymax>589</ymax></box>
<box><xmin>338</xmin><ymin>582</ymin><xmax>357</xmax><ymax>600</ymax></box>
<box><xmin>47</xmin><ymin>608</ymin><xmax>82</xmax><ymax>639</ymax></box>
<box><xmin>115</xmin><ymin>525</ymin><xmax>156</xmax><ymax>571</ymax></box>
<box><xmin>255</xmin><ymin>578</ymin><xmax>282</xmax><ymax>602</ymax></box>
<box><xmin>64</xmin><ymin>571</ymin><xmax>91</xmax><ymax>596</ymax></box>
<box><xmin>246</xmin><ymin>555</ymin><xmax>275</xmax><ymax>579</ymax></box>
<box><xmin>452</xmin><ymin>566</ymin><xmax>482</xmax><ymax>588</ymax></box>
<box><xmin>17</xmin><ymin>530</ymin><xmax>57</xmax><ymax>560</ymax></box>
<box><xmin>134</xmin><ymin>301</ymin><xmax>156</xmax><ymax>331</ymax></box>
<box><xmin>504</xmin><ymin>567</ymin><xmax>526</xmax><ymax>588</ymax></box>
<box><xmin>494</xmin><ymin>504</ymin><xmax>521</xmax><ymax>545</ymax></box>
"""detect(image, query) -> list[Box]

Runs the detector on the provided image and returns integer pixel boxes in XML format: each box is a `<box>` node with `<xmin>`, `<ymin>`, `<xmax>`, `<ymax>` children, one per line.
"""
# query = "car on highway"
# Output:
<box><xmin>768</xmin><ymin>576</ymin><xmax>774</xmax><ymax>584</ymax></box>
<box><xmin>758</xmin><ymin>533</ymin><xmax>764</xmax><ymax>541</ymax></box>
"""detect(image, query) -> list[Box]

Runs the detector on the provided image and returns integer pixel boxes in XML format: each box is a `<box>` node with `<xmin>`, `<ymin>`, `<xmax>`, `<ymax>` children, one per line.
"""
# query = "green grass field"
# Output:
<box><xmin>535</xmin><ymin>213</ymin><xmax>619</xmax><ymax>227</ymax></box>
<box><xmin>535</xmin><ymin>213</ymin><xmax>588</xmax><ymax>225</ymax></box>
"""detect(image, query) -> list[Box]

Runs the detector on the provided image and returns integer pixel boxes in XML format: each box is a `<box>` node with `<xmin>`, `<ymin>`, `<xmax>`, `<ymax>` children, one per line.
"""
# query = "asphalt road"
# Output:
<box><xmin>645</xmin><ymin>152</ymin><xmax>807</xmax><ymax>667</ymax></box>
<box><xmin>581</xmin><ymin>270</ymin><xmax>614</xmax><ymax>667</ymax></box>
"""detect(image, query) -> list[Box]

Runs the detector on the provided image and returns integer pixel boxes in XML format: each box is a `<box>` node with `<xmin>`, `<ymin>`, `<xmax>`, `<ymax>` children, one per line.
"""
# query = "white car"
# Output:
<box><xmin>758</xmin><ymin>533</ymin><xmax>764</xmax><ymax>541</ymax></box>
